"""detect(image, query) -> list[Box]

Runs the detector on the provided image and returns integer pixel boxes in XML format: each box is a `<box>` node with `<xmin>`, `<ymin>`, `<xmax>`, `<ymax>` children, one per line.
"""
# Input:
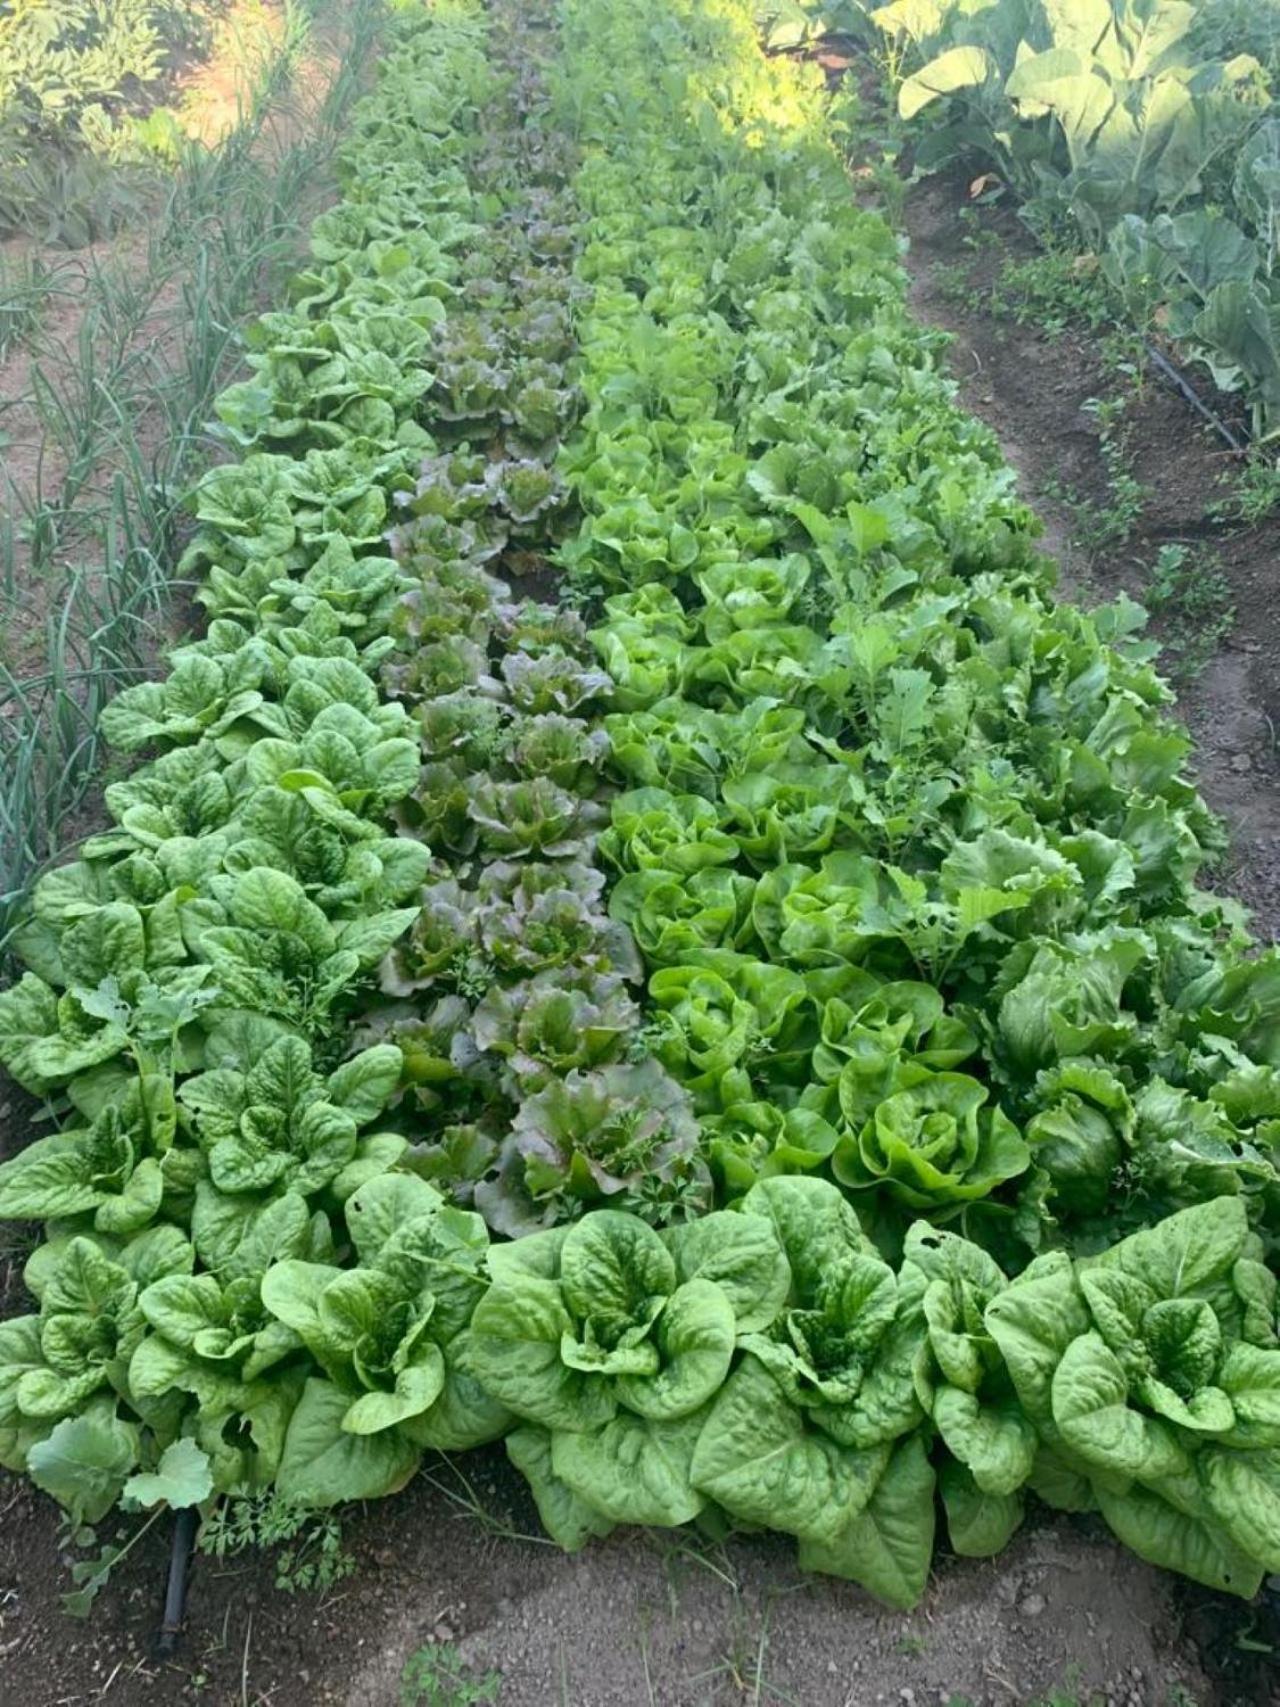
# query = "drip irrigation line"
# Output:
<box><xmin>1143</xmin><ymin>342</ymin><xmax>1250</xmax><ymax>455</ymax></box>
<box><xmin>155</xmin><ymin>1506</ymin><xmax>198</xmax><ymax>1658</ymax></box>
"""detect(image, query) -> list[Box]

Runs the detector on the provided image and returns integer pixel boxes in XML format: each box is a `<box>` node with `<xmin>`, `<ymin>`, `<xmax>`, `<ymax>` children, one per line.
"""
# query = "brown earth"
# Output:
<box><xmin>0</xmin><ymin>1447</ymin><xmax>1229</xmax><ymax>1707</ymax></box>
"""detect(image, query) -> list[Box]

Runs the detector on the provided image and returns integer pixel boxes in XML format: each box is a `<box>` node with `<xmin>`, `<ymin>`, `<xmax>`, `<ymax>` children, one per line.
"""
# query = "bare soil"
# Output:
<box><xmin>0</xmin><ymin>1449</ymin><xmax>1228</xmax><ymax>1707</ymax></box>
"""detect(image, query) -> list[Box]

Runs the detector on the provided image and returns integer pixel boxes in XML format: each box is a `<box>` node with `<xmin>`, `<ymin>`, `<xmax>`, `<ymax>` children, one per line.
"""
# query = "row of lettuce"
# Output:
<box><xmin>0</xmin><ymin>0</ymin><xmax>1277</xmax><ymax>1611</ymax></box>
<box><xmin>523</xmin><ymin>0</ymin><xmax>1280</xmax><ymax>1602</ymax></box>
<box><xmin>558</xmin><ymin>0</ymin><xmax>1280</xmax><ymax>1264</ymax></box>
<box><xmin>0</xmin><ymin>0</ymin><xmax>644</xmax><ymax>1525</ymax></box>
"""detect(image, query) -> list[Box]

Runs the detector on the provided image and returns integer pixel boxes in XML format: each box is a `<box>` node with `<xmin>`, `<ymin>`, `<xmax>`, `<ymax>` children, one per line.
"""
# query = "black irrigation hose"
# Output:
<box><xmin>155</xmin><ymin>1507</ymin><xmax>198</xmax><ymax>1658</ymax></box>
<box><xmin>1144</xmin><ymin>341</ymin><xmax>1251</xmax><ymax>455</ymax></box>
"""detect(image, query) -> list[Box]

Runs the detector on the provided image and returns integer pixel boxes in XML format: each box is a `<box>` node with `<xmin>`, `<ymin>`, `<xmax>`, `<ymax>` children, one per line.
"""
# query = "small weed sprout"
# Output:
<box><xmin>1145</xmin><ymin>542</ymin><xmax>1236</xmax><ymax>683</ymax></box>
<box><xmin>198</xmin><ymin>1495</ymin><xmax>356</xmax><ymax>1596</ymax></box>
<box><xmin>401</xmin><ymin>1643</ymin><xmax>501</xmax><ymax>1707</ymax></box>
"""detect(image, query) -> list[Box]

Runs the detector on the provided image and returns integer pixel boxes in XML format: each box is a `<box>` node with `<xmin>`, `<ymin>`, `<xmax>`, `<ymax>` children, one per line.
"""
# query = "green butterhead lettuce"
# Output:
<box><xmin>834</xmin><ymin>1070</ymin><xmax>1030</xmax><ymax>1211</ymax></box>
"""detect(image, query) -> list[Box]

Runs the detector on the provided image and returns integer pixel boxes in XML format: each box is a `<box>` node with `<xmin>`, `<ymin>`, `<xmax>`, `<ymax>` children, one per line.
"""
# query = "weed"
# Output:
<box><xmin>1042</xmin><ymin>476</ymin><xmax>1144</xmax><ymax>556</ymax></box>
<box><xmin>400</xmin><ymin>1643</ymin><xmax>501</xmax><ymax>1707</ymax></box>
<box><xmin>1043</xmin><ymin>394</ymin><xmax>1149</xmax><ymax>556</ymax></box>
<box><xmin>419</xmin><ymin>1457</ymin><xmax>553</xmax><ymax>1548</ymax></box>
<box><xmin>1144</xmin><ymin>542</ymin><xmax>1235</xmax><ymax>683</ymax></box>
<box><xmin>958</xmin><ymin>205</ymin><xmax>1002</xmax><ymax>253</ymax></box>
<box><xmin>854</xmin><ymin>148</ymin><xmax>908</xmax><ymax>224</ymax></box>
<box><xmin>990</xmin><ymin>249</ymin><xmax>1115</xmax><ymax>337</ymax></box>
<box><xmin>840</xmin><ymin>86</ymin><xmax>908</xmax><ymax>226</ymax></box>
<box><xmin>931</xmin><ymin>227</ymin><xmax>1145</xmax><ymax>391</ymax></box>
<box><xmin>933</xmin><ymin>257</ymin><xmax>983</xmax><ymax>310</ymax></box>
<box><xmin>639</xmin><ymin>1618</ymin><xmax>659</xmax><ymax>1707</ymax></box>
<box><xmin>0</xmin><ymin>251</ymin><xmax>61</xmax><ymax>362</ymax></box>
<box><xmin>648</xmin><ymin>1525</ymin><xmax>741</xmax><ymax>1622</ymax></box>
<box><xmin>690</xmin><ymin>1597</ymin><xmax>801</xmax><ymax>1706</ymax></box>
<box><xmin>1025</xmin><ymin>1662</ymin><xmax>1107</xmax><ymax>1707</ymax></box>
<box><xmin>59</xmin><ymin>1505</ymin><xmax>168</xmax><ymax>1617</ymax></box>
<box><xmin>198</xmin><ymin>1494</ymin><xmax>356</xmax><ymax>1595</ymax></box>
<box><xmin>1085</xmin><ymin>394</ymin><xmax>1147</xmax><ymax>510</ymax></box>
<box><xmin>1211</xmin><ymin>451</ymin><xmax>1280</xmax><ymax>526</ymax></box>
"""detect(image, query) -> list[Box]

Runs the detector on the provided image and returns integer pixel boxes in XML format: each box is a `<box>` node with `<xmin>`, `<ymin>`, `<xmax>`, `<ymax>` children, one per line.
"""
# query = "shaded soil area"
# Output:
<box><xmin>899</xmin><ymin>175</ymin><xmax>1280</xmax><ymax>947</ymax></box>
<box><xmin>0</xmin><ymin>1452</ymin><xmax>1226</xmax><ymax>1707</ymax></box>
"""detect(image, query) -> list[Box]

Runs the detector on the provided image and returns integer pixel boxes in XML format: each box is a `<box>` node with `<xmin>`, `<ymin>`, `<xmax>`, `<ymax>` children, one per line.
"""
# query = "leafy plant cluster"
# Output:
<box><xmin>0</xmin><ymin>0</ymin><xmax>1278</xmax><ymax>1623</ymax></box>
<box><xmin>0</xmin><ymin>0</ymin><xmax>520</xmax><ymax>1535</ymax></box>
<box><xmin>531</xmin><ymin>0</ymin><xmax>1279</xmax><ymax>1601</ymax></box>
<box><xmin>0</xmin><ymin>0</ymin><xmax>702</xmax><ymax>1569</ymax></box>
<box><xmin>0</xmin><ymin>0</ymin><xmax>214</xmax><ymax>126</ymax></box>
<box><xmin>355</xmin><ymin>20</ymin><xmax>709</xmax><ymax>1240</ymax></box>
<box><xmin>557</xmin><ymin>0</ymin><xmax>1279</xmax><ymax>1267</ymax></box>
<box><xmin>871</xmin><ymin>0</ymin><xmax>1280</xmax><ymax>438</ymax></box>
<box><xmin>749</xmin><ymin>0</ymin><xmax>862</xmax><ymax>52</ymax></box>
<box><xmin>475</xmin><ymin>1181</ymin><xmax>1280</xmax><ymax>1607</ymax></box>
<box><xmin>0</xmin><ymin>0</ymin><xmax>235</xmax><ymax>234</ymax></box>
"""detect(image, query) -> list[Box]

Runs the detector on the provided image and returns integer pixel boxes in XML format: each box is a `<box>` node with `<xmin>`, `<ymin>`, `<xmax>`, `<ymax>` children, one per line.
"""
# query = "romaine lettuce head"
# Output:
<box><xmin>986</xmin><ymin>1197</ymin><xmax>1280</xmax><ymax>1596</ymax></box>
<box><xmin>465</xmin><ymin>1205</ymin><xmax>788</xmax><ymax>1438</ymax></box>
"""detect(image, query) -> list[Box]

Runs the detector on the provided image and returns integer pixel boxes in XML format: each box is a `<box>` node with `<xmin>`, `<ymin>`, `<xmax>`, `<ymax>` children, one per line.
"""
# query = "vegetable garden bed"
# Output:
<box><xmin>1</xmin><ymin>0</ymin><xmax>1278</xmax><ymax>1700</ymax></box>
<box><xmin>895</xmin><ymin>170</ymin><xmax>1280</xmax><ymax>953</ymax></box>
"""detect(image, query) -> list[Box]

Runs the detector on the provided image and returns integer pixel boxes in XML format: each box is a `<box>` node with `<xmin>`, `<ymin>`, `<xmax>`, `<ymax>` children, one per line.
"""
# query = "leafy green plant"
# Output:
<box><xmin>1143</xmin><ymin>542</ymin><xmax>1235</xmax><ymax>681</ymax></box>
<box><xmin>198</xmin><ymin>1492</ymin><xmax>356</xmax><ymax>1594</ymax></box>
<box><xmin>401</xmin><ymin>1643</ymin><xmax>501</xmax><ymax>1707</ymax></box>
<box><xmin>0</xmin><ymin>0</ymin><xmax>378</xmax><ymax>936</ymax></box>
<box><xmin>1213</xmin><ymin>449</ymin><xmax>1280</xmax><ymax>523</ymax></box>
<box><xmin>0</xmin><ymin>0</ymin><xmax>521</xmax><ymax>1534</ymax></box>
<box><xmin>870</xmin><ymin>0</ymin><xmax>1280</xmax><ymax>434</ymax></box>
<box><xmin>988</xmin><ymin>1196</ymin><xmax>1280</xmax><ymax>1596</ymax></box>
<box><xmin>473</xmin><ymin>1204</ymin><xmax>790</xmax><ymax>1535</ymax></box>
<box><xmin>1042</xmin><ymin>393</ymin><xmax>1150</xmax><ymax>554</ymax></box>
